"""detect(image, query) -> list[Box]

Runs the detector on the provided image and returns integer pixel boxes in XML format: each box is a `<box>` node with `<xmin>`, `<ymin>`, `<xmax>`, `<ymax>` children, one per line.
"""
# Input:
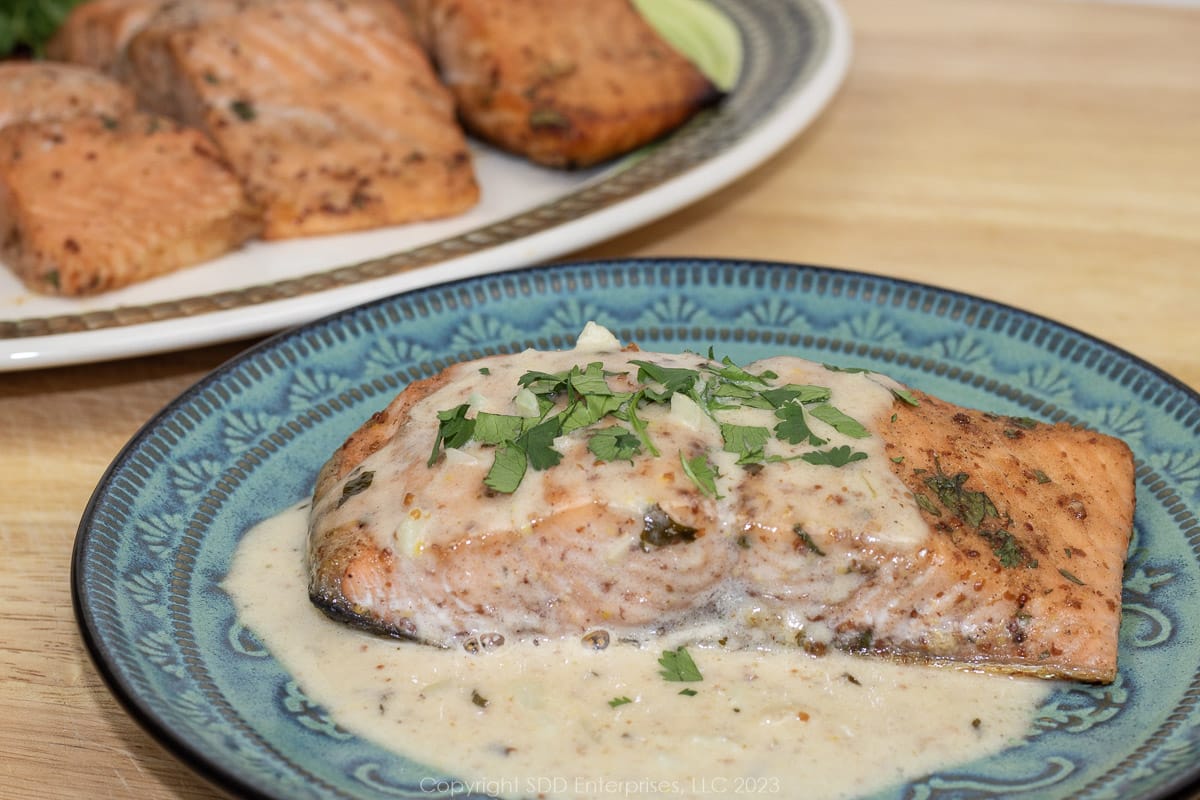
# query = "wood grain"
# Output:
<box><xmin>2</xmin><ymin>0</ymin><xmax>1198</xmax><ymax>797</ymax></box>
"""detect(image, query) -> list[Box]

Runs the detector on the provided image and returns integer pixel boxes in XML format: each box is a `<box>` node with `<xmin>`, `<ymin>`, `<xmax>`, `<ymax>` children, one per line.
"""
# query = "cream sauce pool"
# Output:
<box><xmin>226</xmin><ymin>504</ymin><xmax>1052</xmax><ymax>800</ymax></box>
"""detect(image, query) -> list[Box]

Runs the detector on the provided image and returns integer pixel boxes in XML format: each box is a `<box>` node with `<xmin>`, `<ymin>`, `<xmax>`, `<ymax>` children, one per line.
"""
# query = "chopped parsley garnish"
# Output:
<box><xmin>913</xmin><ymin>492</ymin><xmax>942</xmax><ymax>516</ymax></box>
<box><xmin>588</xmin><ymin>425</ymin><xmax>643</xmax><ymax>462</ymax></box>
<box><xmin>890</xmin><ymin>388</ymin><xmax>920</xmax><ymax>406</ymax></box>
<box><xmin>608</xmin><ymin>696</ymin><xmax>633</xmax><ymax>708</ymax></box>
<box><xmin>483</xmin><ymin>443</ymin><xmax>527</xmax><ymax>494</ymax></box>
<box><xmin>924</xmin><ymin>466</ymin><xmax>999</xmax><ymax>528</ymax></box>
<box><xmin>473</xmin><ymin>412</ymin><xmax>527</xmax><ymax>445</ymax></box>
<box><xmin>719</xmin><ymin>423</ymin><xmax>770</xmax><ymax>464</ymax></box>
<box><xmin>641</xmin><ymin>505</ymin><xmax>698</xmax><ymax>551</ymax></box>
<box><xmin>658</xmin><ymin>647</ymin><xmax>703</xmax><ymax>682</ymax></box>
<box><xmin>470</xmin><ymin>690</ymin><xmax>489</xmax><ymax>708</ymax></box>
<box><xmin>230</xmin><ymin>99</ymin><xmax>257</xmax><ymax>121</ymax></box>
<box><xmin>428</xmin><ymin>404</ymin><xmax>474</xmax><ymax>466</ymax></box>
<box><xmin>1059</xmin><ymin>568</ymin><xmax>1085</xmax><ymax>585</ymax></box>
<box><xmin>629</xmin><ymin>359</ymin><xmax>700</xmax><ymax>399</ymax></box>
<box><xmin>773</xmin><ymin>402</ymin><xmax>826</xmax><ymax>446</ymax></box>
<box><xmin>428</xmin><ymin>348</ymin><xmax>887</xmax><ymax>494</ymax></box>
<box><xmin>983</xmin><ymin>529</ymin><xmax>1031</xmax><ymax>569</ymax></box>
<box><xmin>336</xmin><ymin>470</ymin><xmax>374</xmax><ymax>508</ymax></box>
<box><xmin>801</xmin><ymin>446</ymin><xmax>868</xmax><ymax>467</ymax></box>
<box><xmin>678</xmin><ymin>688</ymin><xmax>699</xmax><ymax>697</ymax></box>
<box><xmin>794</xmin><ymin>525</ymin><xmax>826</xmax><ymax>556</ymax></box>
<box><xmin>680</xmin><ymin>452</ymin><xmax>722</xmax><ymax>498</ymax></box>
<box><xmin>808</xmin><ymin>404</ymin><xmax>871</xmax><ymax>439</ymax></box>
<box><xmin>923</xmin><ymin>461</ymin><xmax>1036</xmax><ymax>568</ymax></box>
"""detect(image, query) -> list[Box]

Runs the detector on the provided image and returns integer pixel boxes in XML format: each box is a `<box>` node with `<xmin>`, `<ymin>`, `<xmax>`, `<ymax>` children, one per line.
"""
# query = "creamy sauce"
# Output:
<box><xmin>310</xmin><ymin>325</ymin><xmax>937</xmax><ymax>648</ymax></box>
<box><xmin>323</xmin><ymin>328</ymin><xmax>928</xmax><ymax>556</ymax></box>
<box><xmin>226</xmin><ymin>505</ymin><xmax>1052</xmax><ymax>800</ymax></box>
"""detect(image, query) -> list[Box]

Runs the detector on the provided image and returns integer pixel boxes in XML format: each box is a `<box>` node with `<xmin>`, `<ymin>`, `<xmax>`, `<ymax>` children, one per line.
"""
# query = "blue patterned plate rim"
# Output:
<box><xmin>72</xmin><ymin>258</ymin><xmax>1200</xmax><ymax>800</ymax></box>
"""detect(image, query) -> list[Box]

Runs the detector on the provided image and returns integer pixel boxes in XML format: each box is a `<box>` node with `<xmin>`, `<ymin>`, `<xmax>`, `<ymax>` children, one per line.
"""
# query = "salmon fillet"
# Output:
<box><xmin>124</xmin><ymin>0</ymin><xmax>479</xmax><ymax>239</ymax></box>
<box><xmin>0</xmin><ymin>61</ymin><xmax>136</xmax><ymax>130</ymax></box>
<box><xmin>406</xmin><ymin>0</ymin><xmax>721</xmax><ymax>167</ymax></box>
<box><xmin>307</xmin><ymin>327</ymin><xmax>1135</xmax><ymax>683</ymax></box>
<box><xmin>45</xmin><ymin>0</ymin><xmax>168</xmax><ymax>77</ymax></box>
<box><xmin>0</xmin><ymin>112</ymin><xmax>260</xmax><ymax>295</ymax></box>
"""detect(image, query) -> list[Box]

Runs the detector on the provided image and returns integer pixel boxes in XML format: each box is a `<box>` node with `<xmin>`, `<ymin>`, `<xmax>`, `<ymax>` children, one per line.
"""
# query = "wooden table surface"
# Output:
<box><xmin>3</xmin><ymin>1</ymin><xmax>1198</xmax><ymax>797</ymax></box>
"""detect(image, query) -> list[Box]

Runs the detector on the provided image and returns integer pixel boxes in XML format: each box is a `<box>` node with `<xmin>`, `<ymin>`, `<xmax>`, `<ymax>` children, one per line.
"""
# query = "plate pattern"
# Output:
<box><xmin>74</xmin><ymin>260</ymin><xmax>1200</xmax><ymax>800</ymax></box>
<box><xmin>4</xmin><ymin>0</ymin><xmax>828</xmax><ymax>341</ymax></box>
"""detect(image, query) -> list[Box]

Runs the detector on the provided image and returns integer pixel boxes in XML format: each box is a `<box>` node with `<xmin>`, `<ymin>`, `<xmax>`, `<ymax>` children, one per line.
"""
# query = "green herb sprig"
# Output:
<box><xmin>428</xmin><ymin>353</ymin><xmax>883</xmax><ymax>494</ymax></box>
<box><xmin>658</xmin><ymin>646</ymin><xmax>703</xmax><ymax>682</ymax></box>
<box><xmin>1</xmin><ymin>0</ymin><xmax>85</xmax><ymax>58</ymax></box>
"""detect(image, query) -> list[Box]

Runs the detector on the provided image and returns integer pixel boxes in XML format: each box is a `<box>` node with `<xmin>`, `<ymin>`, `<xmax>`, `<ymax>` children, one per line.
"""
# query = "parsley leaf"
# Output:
<box><xmin>719</xmin><ymin>423</ymin><xmax>770</xmax><ymax>464</ymax></box>
<box><xmin>773</xmin><ymin>402</ymin><xmax>826</xmax><ymax>446</ymax></box>
<box><xmin>568</xmin><ymin>362</ymin><xmax>614</xmax><ymax>396</ymax></box>
<box><xmin>680</xmin><ymin>452</ymin><xmax>722</xmax><ymax>498</ymax></box>
<box><xmin>336</xmin><ymin>470</ymin><xmax>374</xmax><ymax>509</ymax></box>
<box><xmin>808</xmin><ymin>404</ymin><xmax>871</xmax><ymax>439</ymax></box>
<box><xmin>518</xmin><ymin>418</ymin><xmax>563</xmax><ymax>471</ymax></box>
<box><xmin>705</xmin><ymin>357</ymin><xmax>775</xmax><ymax>385</ymax></box>
<box><xmin>608</xmin><ymin>696</ymin><xmax>633</xmax><ymax>708</ymax></box>
<box><xmin>760</xmin><ymin>384</ymin><xmax>831</xmax><ymax>408</ymax></box>
<box><xmin>589</xmin><ymin>425</ymin><xmax>643</xmax><ymax>462</ymax></box>
<box><xmin>618</xmin><ymin>389</ymin><xmax>661</xmax><ymax>457</ymax></box>
<box><xmin>428</xmin><ymin>404</ymin><xmax>475</xmax><ymax>465</ymax></box>
<box><xmin>801</xmin><ymin>445</ymin><xmax>869</xmax><ymax>467</ymax></box>
<box><xmin>484</xmin><ymin>443</ymin><xmax>527</xmax><ymax>493</ymax></box>
<box><xmin>560</xmin><ymin>391</ymin><xmax>629</xmax><ymax>435</ymax></box>
<box><xmin>1059</xmin><ymin>568</ymin><xmax>1085</xmax><ymax>585</ymax></box>
<box><xmin>641</xmin><ymin>504</ymin><xmax>698</xmax><ymax>550</ymax></box>
<box><xmin>630</xmin><ymin>360</ymin><xmax>699</xmax><ymax>399</ymax></box>
<box><xmin>658</xmin><ymin>646</ymin><xmax>703</xmax><ymax>682</ymax></box>
<box><xmin>890</xmin><ymin>387</ymin><xmax>920</xmax><ymax>406</ymax></box>
<box><xmin>472</xmin><ymin>412</ymin><xmax>527</xmax><ymax>445</ymax></box>
<box><xmin>924</xmin><ymin>468</ymin><xmax>998</xmax><ymax>528</ymax></box>
<box><xmin>794</xmin><ymin>525</ymin><xmax>826</xmax><ymax>556</ymax></box>
<box><xmin>517</xmin><ymin>369</ymin><xmax>571</xmax><ymax>397</ymax></box>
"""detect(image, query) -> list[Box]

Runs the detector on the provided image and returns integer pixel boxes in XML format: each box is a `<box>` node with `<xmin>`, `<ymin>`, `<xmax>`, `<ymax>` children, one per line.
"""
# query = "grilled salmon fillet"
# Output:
<box><xmin>0</xmin><ymin>112</ymin><xmax>259</xmax><ymax>295</ymax></box>
<box><xmin>406</xmin><ymin>0</ymin><xmax>721</xmax><ymax>167</ymax></box>
<box><xmin>307</xmin><ymin>326</ymin><xmax>1135</xmax><ymax>683</ymax></box>
<box><xmin>45</xmin><ymin>0</ymin><xmax>168</xmax><ymax>77</ymax></box>
<box><xmin>0</xmin><ymin>61</ymin><xmax>136</xmax><ymax>130</ymax></box>
<box><xmin>123</xmin><ymin>0</ymin><xmax>479</xmax><ymax>239</ymax></box>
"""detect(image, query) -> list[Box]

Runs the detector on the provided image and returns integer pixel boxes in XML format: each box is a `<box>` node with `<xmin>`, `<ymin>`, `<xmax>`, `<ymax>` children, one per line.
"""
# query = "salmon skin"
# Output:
<box><xmin>307</xmin><ymin>326</ymin><xmax>1134</xmax><ymax>683</ymax></box>
<box><xmin>0</xmin><ymin>111</ymin><xmax>260</xmax><ymax>296</ymax></box>
<box><xmin>123</xmin><ymin>0</ymin><xmax>479</xmax><ymax>239</ymax></box>
<box><xmin>404</xmin><ymin>0</ymin><xmax>722</xmax><ymax>167</ymax></box>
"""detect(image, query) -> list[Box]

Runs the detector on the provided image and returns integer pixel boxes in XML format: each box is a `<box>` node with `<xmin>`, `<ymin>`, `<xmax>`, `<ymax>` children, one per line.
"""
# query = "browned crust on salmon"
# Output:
<box><xmin>0</xmin><ymin>113</ymin><xmax>260</xmax><ymax>296</ymax></box>
<box><xmin>124</xmin><ymin>0</ymin><xmax>479</xmax><ymax>239</ymax></box>
<box><xmin>45</xmin><ymin>0</ymin><xmax>168</xmax><ymax>77</ymax></box>
<box><xmin>312</xmin><ymin>368</ymin><xmax>455</xmax><ymax>502</ymax></box>
<box><xmin>0</xmin><ymin>61</ymin><xmax>136</xmax><ymax>130</ymax></box>
<box><xmin>413</xmin><ymin>0</ymin><xmax>722</xmax><ymax>167</ymax></box>
<box><xmin>865</xmin><ymin>391</ymin><xmax>1133</xmax><ymax>681</ymax></box>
